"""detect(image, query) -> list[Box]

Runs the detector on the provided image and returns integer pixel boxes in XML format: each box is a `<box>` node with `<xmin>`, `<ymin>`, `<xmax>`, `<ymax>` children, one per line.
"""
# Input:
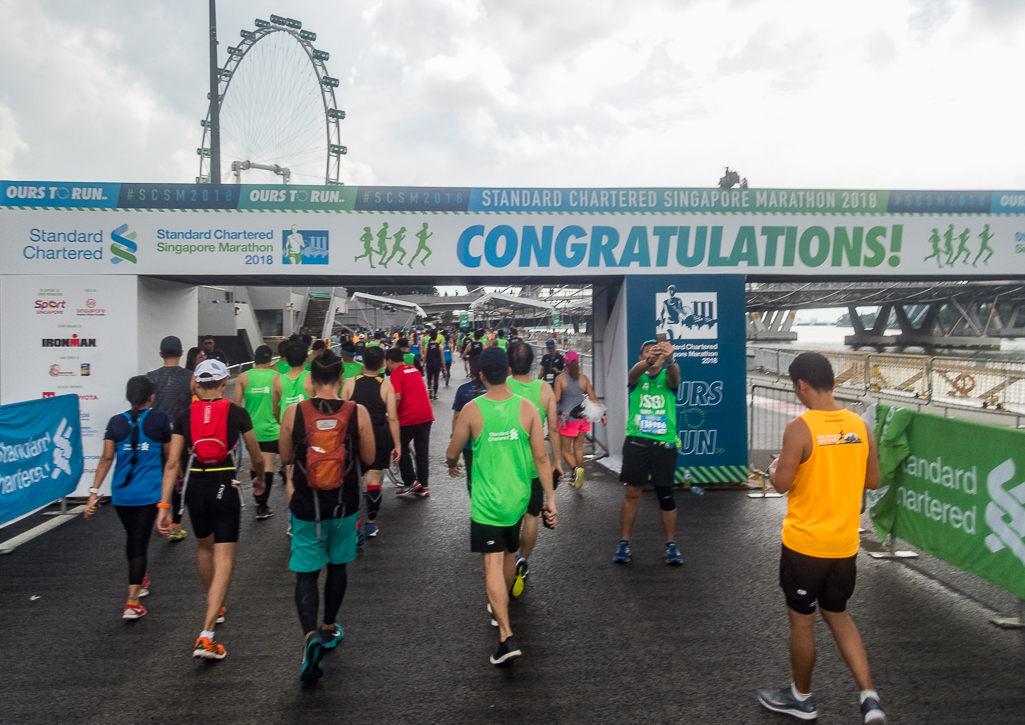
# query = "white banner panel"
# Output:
<box><xmin>0</xmin><ymin>208</ymin><xmax>1022</xmax><ymax>278</ymax></box>
<box><xmin>0</xmin><ymin>275</ymin><xmax>138</xmax><ymax>496</ymax></box>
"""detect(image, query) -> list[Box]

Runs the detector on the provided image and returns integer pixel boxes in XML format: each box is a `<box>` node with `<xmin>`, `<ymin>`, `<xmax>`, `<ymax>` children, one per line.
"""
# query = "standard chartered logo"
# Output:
<box><xmin>984</xmin><ymin>459</ymin><xmax>1025</xmax><ymax>566</ymax></box>
<box><xmin>110</xmin><ymin>224</ymin><xmax>138</xmax><ymax>264</ymax></box>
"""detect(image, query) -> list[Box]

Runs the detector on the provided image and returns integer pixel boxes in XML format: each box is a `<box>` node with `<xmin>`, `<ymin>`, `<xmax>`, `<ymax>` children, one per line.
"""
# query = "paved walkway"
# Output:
<box><xmin>2</xmin><ymin>377</ymin><xmax>1024</xmax><ymax>724</ymax></box>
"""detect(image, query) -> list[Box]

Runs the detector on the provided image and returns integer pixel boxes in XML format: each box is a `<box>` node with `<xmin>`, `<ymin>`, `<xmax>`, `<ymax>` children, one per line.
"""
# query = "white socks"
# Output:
<box><xmin>200</xmin><ymin>630</ymin><xmax>215</xmax><ymax>639</ymax></box>
<box><xmin>860</xmin><ymin>689</ymin><xmax>880</xmax><ymax>704</ymax></box>
<box><xmin>791</xmin><ymin>683</ymin><xmax>812</xmax><ymax>701</ymax></box>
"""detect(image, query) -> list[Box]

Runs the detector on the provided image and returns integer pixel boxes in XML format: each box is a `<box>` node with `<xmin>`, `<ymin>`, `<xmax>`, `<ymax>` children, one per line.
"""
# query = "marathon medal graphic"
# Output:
<box><xmin>655</xmin><ymin>285</ymin><xmax>718</xmax><ymax>340</ymax></box>
<box><xmin>282</xmin><ymin>226</ymin><xmax>329</xmax><ymax>265</ymax></box>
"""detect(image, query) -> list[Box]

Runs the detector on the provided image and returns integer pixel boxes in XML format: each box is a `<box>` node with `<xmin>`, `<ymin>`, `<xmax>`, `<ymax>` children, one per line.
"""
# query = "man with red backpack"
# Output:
<box><xmin>157</xmin><ymin>359</ymin><xmax>266</xmax><ymax>661</ymax></box>
<box><xmin>279</xmin><ymin>349</ymin><xmax>375</xmax><ymax>682</ymax></box>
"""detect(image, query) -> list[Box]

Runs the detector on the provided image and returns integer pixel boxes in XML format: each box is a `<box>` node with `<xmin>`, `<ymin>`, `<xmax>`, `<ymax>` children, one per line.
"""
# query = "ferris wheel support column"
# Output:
<box><xmin>207</xmin><ymin>0</ymin><xmax>221</xmax><ymax>183</ymax></box>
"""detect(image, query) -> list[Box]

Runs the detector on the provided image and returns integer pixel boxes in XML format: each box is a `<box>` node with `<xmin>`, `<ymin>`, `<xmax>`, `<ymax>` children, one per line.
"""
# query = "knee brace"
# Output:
<box><xmin>655</xmin><ymin>486</ymin><xmax>676</xmax><ymax>512</ymax></box>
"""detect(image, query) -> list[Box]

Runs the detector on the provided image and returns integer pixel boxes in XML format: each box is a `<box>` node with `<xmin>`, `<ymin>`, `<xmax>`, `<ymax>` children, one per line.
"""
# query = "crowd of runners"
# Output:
<box><xmin>82</xmin><ymin>326</ymin><xmax>886</xmax><ymax>722</ymax></box>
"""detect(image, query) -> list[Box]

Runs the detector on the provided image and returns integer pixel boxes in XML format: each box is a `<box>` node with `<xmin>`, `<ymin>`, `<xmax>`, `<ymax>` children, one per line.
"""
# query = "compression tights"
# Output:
<box><xmin>115</xmin><ymin>504</ymin><xmax>158</xmax><ymax>585</ymax></box>
<box><xmin>295</xmin><ymin>563</ymin><xmax>348</xmax><ymax>635</ymax></box>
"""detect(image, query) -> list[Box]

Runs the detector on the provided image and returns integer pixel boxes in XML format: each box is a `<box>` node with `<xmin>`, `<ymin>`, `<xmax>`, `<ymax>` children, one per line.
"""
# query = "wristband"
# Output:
<box><xmin>88</xmin><ymin>487</ymin><xmax>101</xmax><ymax>495</ymax></box>
<box><xmin>156</xmin><ymin>503</ymin><xmax>172</xmax><ymax>509</ymax></box>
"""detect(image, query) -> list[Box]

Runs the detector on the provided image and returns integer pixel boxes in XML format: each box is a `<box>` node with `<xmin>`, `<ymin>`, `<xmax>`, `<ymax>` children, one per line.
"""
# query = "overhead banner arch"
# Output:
<box><xmin>1</xmin><ymin>182</ymin><xmax>1023</xmax><ymax>279</ymax></box>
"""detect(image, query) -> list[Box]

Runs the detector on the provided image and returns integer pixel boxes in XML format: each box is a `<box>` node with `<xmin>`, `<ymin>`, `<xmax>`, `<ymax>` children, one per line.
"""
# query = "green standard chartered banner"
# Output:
<box><xmin>869</xmin><ymin>405</ymin><xmax>1025</xmax><ymax>599</ymax></box>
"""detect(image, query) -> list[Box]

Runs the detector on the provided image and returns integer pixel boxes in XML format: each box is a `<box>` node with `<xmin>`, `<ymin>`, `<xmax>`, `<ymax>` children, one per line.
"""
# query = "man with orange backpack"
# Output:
<box><xmin>157</xmin><ymin>359</ymin><xmax>266</xmax><ymax>661</ymax></box>
<box><xmin>279</xmin><ymin>349</ymin><xmax>375</xmax><ymax>682</ymax></box>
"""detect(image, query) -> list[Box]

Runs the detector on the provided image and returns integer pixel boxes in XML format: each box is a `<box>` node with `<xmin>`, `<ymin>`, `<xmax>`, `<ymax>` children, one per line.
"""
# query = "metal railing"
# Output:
<box><xmin>749</xmin><ymin>346</ymin><xmax>1025</xmax><ymax>412</ymax></box>
<box><xmin>748</xmin><ymin>383</ymin><xmax>867</xmax><ymax>461</ymax></box>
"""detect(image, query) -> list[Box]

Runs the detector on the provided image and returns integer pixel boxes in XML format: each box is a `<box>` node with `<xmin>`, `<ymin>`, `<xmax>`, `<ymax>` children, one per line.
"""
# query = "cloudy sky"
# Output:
<box><xmin>1</xmin><ymin>0</ymin><xmax>1023</xmax><ymax>189</ymax></box>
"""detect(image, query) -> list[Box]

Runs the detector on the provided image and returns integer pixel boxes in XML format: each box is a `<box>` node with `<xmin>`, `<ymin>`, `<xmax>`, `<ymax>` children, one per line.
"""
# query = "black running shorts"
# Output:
<box><xmin>779</xmin><ymin>544</ymin><xmax>857</xmax><ymax>615</ymax></box>
<box><xmin>619</xmin><ymin>436</ymin><xmax>678</xmax><ymax>488</ymax></box>
<box><xmin>258</xmin><ymin>440</ymin><xmax>279</xmax><ymax>454</ymax></box>
<box><xmin>471</xmin><ymin>518</ymin><xmax>522</xmax><ymax>554</ymax></box>
<box><xmin>526</xmin><ymin>477</ymin><xmax>544</xmax><ymax>516</ymax></box>
<box><xmin>186</xmin><ymin>472</ymin><xmax>242</xmax><ymax>543</ymax></box>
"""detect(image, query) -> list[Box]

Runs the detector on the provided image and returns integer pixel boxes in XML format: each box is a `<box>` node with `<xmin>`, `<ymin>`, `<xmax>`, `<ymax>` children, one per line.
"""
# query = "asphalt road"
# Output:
<box><xmin>2</xmin><ymin>374</ymin><xmax>1024</xmax><ymax>724</ymax></box>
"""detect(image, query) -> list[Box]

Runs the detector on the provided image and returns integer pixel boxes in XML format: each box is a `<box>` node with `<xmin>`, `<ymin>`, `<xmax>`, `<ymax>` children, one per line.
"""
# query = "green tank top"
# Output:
<box><xmin>244</xmin><ymin>369</ymin><xmax>280</xmax><ymax>442</ymax></box>
<box><xmin>496</xmin><ymin>339</ymin><xmax>507</xmax><ymax>350</ymax></box>
<box><xmin>507</xmin><ymin>378</ymin><xmax>545</xmax><ymax>479</ymax></box>
<box><xmin>343</xmin><ymin>361</ymin><xmax>363</xmax><ymax>380</ymax></box>
<box><xmin>281</xmin><ymin>370</ymin><xmax>309</xmax><ymax>407</ymax></box>
<box><xmin>403</xmin><ymin>352</ymin><xmax>415</xmax><ymax>367</ymax></box>
<box><xmin>626</xmin><ymin>368</ymin><xmax>677</xmax><ymax>443</ymax></box>
<box><xmin>276</xmin><ymin>360</ymin><xmax>290</xmax><ymax>374</ymax></box>
<box><xmin>470</xmin><ymin>395</ymin><xmax>532</xmax><ymax>527</ymax></box>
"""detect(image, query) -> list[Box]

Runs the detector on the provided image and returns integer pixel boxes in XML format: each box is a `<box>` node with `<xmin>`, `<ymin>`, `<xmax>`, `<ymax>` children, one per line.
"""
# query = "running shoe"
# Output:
<box><xmin>861</xmin><ymin>695</ymin><xmax>887</xmax><ymax>724</ymax></box>
<box><xmin>286</xmin><ymin>525</ymin><xmax>292</xmax><ymax>537</ymax></box>
<box><xmin>357</xmin><ymin>526</ymin><xmax>365</xmax><ymax>549</ymax></box>
<box><xmin>168</xmin><ymin>526</ymin><xmax>188</xmax><ymax>542</ymax></box>
<box><xmin>665</xmin><ymin>542</ymin><xmax>683</xmax><ymax>566</ymax></box>
<box><xmin>122</xmin><ymin>601</ymin><xmax>147</xmax><ymax>620</ymax></box>
<box><xmin>365</xmin><ymin>522</ymin><xmax>379</xmax><ymax>538</ymax></box>
<box><xmin>255</xmin><ymin>504</ymin><xmax>273</xmax><ymax>520</ymax></box>
<box><xmin>756</xmin><ymin>686</ymin><xmax>818</xmax><ymax>721</ymax></box>
<box><xmin>193</xmin><ymin>636</ymin><xmax>227</xmax><ymax>660</ymax></box>
<box><xmin>613</xmin><ymin>540</ymin><xmax>631</xmax><ymax>563</ymax></box>
<box><xmin>413</xmin><ymin>485</ymin><xmax>430</xmax><ymax>498</ymax></box>
<box><xmin>487</xmin><ymin>602</ymin><xmax>498</xmax><ymax>627</ymax></box>
<box><xmin>490</xmin><ymin>636</ymin><xmax>522</xmax><ymax>665</ymax></box>
<box><xmin>321</xmin><ymin>623</ymin><xmax>345</xmax><ymax>649</ymax></box>
<box><xmin>515</xmin><ymin>556</ymin><xmax>529</xmax><ymax>579</ymax></box>
<box><xmin>300</xmin><ymin>634</ymin><xmax>325</xmax><ymax>681</ymax></box>
<box><xmin>574</xmin><ymin>467</ymin><xmax>585</xmax><ymax>489</ymax></box>
<box><xmin>216</xmin><ymin>606</ymin><xmax>226</xmax><ymax>624</ymax></box>
<box><xmin>398</xmin><ymin>482</ymin><xmax>425</xmax><ymax>497</ymax></box>
<box><xmin>511</xmin><ymin>569</ymin><xmax>525</xmax><ymax>598</ymax></box>
<box><xmin>139</xmin><ymin>574</ymin><xmax>150</xmax><ymax>597</ymax></box>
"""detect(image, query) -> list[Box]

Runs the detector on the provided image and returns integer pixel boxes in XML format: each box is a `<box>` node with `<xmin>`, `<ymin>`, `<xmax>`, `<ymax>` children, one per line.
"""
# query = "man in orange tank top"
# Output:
<box><xmin>757</xmin><ymin>353</ymin><xmax>887</xmax><ymax>724</ymax></box>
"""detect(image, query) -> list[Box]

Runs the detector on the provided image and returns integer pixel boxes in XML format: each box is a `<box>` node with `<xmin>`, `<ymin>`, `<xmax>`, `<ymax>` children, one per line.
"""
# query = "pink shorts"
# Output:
<box><xmin>559</xmin><ymin>418</ymin><xmax>592</xmax><ymax>436</ymax></box>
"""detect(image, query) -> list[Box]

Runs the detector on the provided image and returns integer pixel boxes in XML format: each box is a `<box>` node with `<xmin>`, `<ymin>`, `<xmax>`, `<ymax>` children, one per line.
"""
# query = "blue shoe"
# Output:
<box><xmin>365</xmin><ymin>522</ymin><xmax>378</xmax><ymax>538</ymax></box>
<box><xmin>613</xmin><ymin>540</ymin><xmax>631</xmax><ymax>563</ymax></box>
<box><xmin>757</xmin><ymin>686</ymin><xmax>818</xmax><ymax>721</ymax></box>
<box><xmin>515</xmin><ymin>556</ymin><xmax>529</xmax><ymax>579</ymax></box>
<box><xmin>665</xmin><ymin>541</ymin><xmax>683</xmax><ymax>566</ymax></box>
<box><xmin>320</xmin><ymin>623</ymin><xmax>344</xmax><ymax>650</ymax></box>
<box><xmin>300</xmin><ymin>634</ymin><xmax>325</xmax><ymax>682</ymax></box>
<box><xmin>357</xmin><ymin>526</ymin><xmax>365</xmax><ymax>549</ymax></box>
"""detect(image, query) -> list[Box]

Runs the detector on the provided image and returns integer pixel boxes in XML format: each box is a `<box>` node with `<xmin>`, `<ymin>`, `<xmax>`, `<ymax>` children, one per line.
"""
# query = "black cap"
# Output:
<box><xmin>479</xmin><ymin>346</ymin><xmax>509</xmax><ymax>371</ymax></box>
<box><xmin>341</xmin><ymin>341</ymin><xmax>357</xmax><ymax>355</ymax></box>
<box><xmin>160</xmin><ymin>336</ymin><xmax>183</xmax><ymax>355</ymax></box>
<box><xmin>254</xmin><ymin>345</ymin><xmax>272</xmax><ymax>363</ymax></box>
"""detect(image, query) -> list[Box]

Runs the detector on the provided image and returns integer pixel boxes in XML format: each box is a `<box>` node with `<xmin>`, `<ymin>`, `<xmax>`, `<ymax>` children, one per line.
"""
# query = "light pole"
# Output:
<box><xmin>208</xmin><ymin>0</ymin><xmax>221</xmax><ymax>184</ymax></box>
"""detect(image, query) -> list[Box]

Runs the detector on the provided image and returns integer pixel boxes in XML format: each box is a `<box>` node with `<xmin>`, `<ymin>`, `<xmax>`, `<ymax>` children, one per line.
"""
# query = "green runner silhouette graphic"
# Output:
<box><xmin>355</xmin><ymin>227</ymin><xmax>376</xmax><ymax>268</ymax></box>
<box><xmin>974</xmin><ymin>224</ymin><xmax>994</xmax><ymax>267</ymax></box>
<box><xmin>924</xmin><ymin>229</ymin><xmax>943</xmax><ymax>267</ymax></box>
<box><xmin>386</xmin><ymin>226</ymin><xmax>408</xmax><ymax>266</ymax></box>
<box><xmin>376</xmin><ymin>223</ymin><xmax>392</xmax><ymax>269</ymax></box>
<box><xmin>952</xmin><ymin>228</ymin><xmax>972</xmax><ymax>265</ymax></box>
<box><xmin>942</xmin><ymin>224</ymin><xmax>956</xmax><ymax>266</ymax></box>
<box><xmin>408</xmin><ymin>223</ymin><xmax>433</xmax><ymax>267</ymax></box>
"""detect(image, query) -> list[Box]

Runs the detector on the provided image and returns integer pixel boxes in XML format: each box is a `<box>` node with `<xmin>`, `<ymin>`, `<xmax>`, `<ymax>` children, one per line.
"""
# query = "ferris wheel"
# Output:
<box><xmin>197</xmin><ymin>15</ymin><xmax>347</xmax><ymax>185</ymax></box>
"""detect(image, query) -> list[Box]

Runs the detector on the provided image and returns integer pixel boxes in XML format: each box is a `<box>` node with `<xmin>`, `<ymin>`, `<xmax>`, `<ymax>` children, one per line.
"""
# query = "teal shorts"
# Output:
<box><xmin>289</xmin><ymin>511</ymin><xmax>359</xmax><ymax>572</ymax></box>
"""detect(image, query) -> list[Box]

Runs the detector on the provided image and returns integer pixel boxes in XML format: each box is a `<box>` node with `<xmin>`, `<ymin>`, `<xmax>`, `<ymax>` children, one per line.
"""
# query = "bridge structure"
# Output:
<box><xmin>747</xmin><ymin>280</ymin><xmax>1025</xmax><ymax>349</ymax></box>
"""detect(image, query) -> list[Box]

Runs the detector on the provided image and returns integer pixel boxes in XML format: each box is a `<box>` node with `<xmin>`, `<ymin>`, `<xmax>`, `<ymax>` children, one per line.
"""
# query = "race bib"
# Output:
<box><xmin>638</xmin><ymin>415</ymin><xmax>668</xmax><ymax>435</ymax></box>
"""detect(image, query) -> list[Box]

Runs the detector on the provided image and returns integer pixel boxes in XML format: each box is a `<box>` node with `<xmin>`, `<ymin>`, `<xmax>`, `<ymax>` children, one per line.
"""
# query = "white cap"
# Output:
<box><xmin>194</xmin><ymin>359</ymin><xmax>229</xmax><ymax>382</ymax></box>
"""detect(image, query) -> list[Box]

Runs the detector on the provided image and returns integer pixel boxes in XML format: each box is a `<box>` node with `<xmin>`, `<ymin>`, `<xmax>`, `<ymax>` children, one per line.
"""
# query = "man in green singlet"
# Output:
<box><xmin>276</xmin><ymin>340</ymin><xmax>291</xmax><ymax>374</ymax></box>
<box><xmin>506</xmin><ymin>342</ymin><xmax>562</xmax><ymax>592</ymax></box>
<box><xmin>340</xmin><ymin>341</ymin><xmax>364</xmax><ymax>381</ymax></box>
<box><xmin>446</xmin><ymin>347</ymin><xmax>557</xmax><ymax>666</ymax></box>
<box><xmin>614</xmin><ymin>339</ymin><xmax>682</xmax><ymax>566</ymax></box>
<box><xmin>274</xmin><ymin>341</ymin><xmax>315</xmax><ymax>504</ymax></box>
<box><xmin>233</xmin><ymin>345</ymin><xmax>280</xmax><ymax>520</ymax></box>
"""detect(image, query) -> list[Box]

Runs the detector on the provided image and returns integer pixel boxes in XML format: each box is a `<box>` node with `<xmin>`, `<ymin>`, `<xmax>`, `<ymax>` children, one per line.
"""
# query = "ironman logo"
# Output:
<box><xmin>110</xmin><ymin>224</ymin><xmax>138</xmax><ymax>264</ymax></box>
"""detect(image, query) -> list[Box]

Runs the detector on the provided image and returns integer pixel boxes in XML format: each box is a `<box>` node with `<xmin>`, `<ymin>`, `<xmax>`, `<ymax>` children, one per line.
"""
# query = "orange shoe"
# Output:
<box><xmin>193</xmin><ymin>636</ymin><xmax>226</xmax><ymax>660</ymax></box>
<box><xmin>216</xmin><ymin>606</ymin><xmax>226</xmax><ymax>624</ymax></box>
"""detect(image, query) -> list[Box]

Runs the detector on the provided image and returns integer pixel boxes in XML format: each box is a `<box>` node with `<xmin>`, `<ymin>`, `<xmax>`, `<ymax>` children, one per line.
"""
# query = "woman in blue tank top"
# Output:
<box><xmin>85</xmin><ymin>376</ymin><xmax>172</xmax><ymax>620</ymax></box>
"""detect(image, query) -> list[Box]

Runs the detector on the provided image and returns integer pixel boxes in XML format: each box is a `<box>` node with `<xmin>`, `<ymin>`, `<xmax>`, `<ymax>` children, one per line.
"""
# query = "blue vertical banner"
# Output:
<box><xmin>0</xmin><ymin>395</ymin><xmax>83</xmax><ymax>526</ymax></box>
<box><xmin>624</xmin><ymin>274</ymin><xmax>748</xmax><ymax>484</ymax></box>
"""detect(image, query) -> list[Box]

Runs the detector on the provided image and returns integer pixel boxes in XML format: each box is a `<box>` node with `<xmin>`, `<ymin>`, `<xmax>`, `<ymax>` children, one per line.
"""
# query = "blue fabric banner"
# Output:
<box><xmin>0</xmin><ymin>394</ymin><xmax>83</xmax><ymax>526</ymax></box>
<box><xmin>624</xmin><ymin>274</ymin><xmax>748</xmax><ymax>483</ymax></box>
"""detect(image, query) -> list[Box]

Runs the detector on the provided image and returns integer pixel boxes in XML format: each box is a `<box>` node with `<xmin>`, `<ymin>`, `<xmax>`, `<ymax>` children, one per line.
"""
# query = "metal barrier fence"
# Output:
<box><xmin>748</xmin><ymin>346</ymin><xmax>1025</xmax><ymax>411</ymax></box>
